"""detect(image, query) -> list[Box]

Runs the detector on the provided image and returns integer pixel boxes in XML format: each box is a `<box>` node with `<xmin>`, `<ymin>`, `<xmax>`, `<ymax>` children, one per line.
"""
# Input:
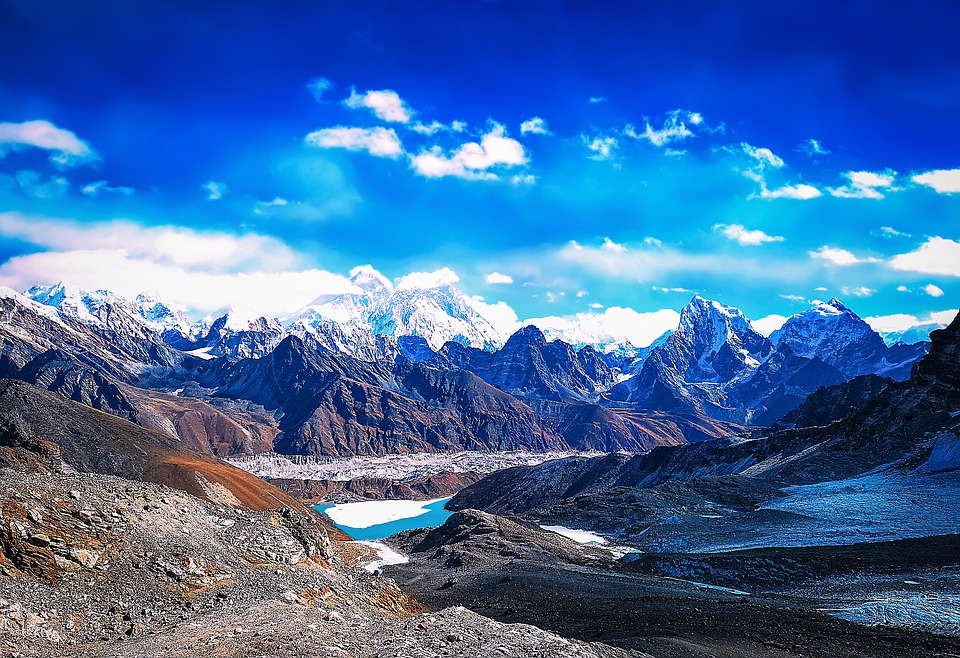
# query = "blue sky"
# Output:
<box><xmin>0</xmin><ymin>0</ymin><xmax>957</xmax><ymax>337</ymax></box>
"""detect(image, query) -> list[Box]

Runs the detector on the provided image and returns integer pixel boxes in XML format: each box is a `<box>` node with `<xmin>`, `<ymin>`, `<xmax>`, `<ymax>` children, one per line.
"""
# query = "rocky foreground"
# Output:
<box><xmin>0</xmin><ymin>470</ymin><xmax>634</xmax><ymax>657</ymax></box>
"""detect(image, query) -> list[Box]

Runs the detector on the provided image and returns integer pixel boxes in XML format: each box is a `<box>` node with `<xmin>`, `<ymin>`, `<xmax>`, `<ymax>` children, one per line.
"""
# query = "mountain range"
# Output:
<box><xmin>0</xmin><ymin>279</ymin><xmax>944</xmax><ymax>459</ymax></box>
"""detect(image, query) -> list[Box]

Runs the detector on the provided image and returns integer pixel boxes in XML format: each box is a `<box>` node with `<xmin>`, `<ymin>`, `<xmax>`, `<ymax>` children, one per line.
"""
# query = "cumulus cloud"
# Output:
<box><xmin>0</xmin><ymin>119</ymin><xmax>97</xmax><ymax>167</ymax></box>
<box><xmin>876</xmin><ymin>225</ymin><xmax>910</xmax><ymax>239</ymax></box>
<box><xmin>526</xmin><ymin>307</ymin><xmax>680</xmax><ymax>350</ymax></box>
<box><xmin>410</xmin><ymin>120</ymin><xmax>467</xmax><ymax>135</ymax></box>
<box><xmin>203</xmin><ymin>180</ymin><xmax>227</xmax><ymax>201</ymax></box>
<box><xmin>741</xmin><ymin>143</ymin><xmax>784</xmax><ymax>168</ymax></box>
<box><xmin>888</xmin><ymin>237</ymin><xmax>960</xmax><ymax>276</ymax></box>
<box><xmin>601</xmin><ymin>238</ymin><xmax>626</xmax><ymax>253</ymax></box>
<box><xmin>713</xmin><ymin>223</ymin><xmax>785</xmax><ymax>246</ymax></box>
<box><xmin>829</xmin><ymin>170</ymin><xmax>898</xmax><ymax>199</ymax></box>
<box><xmin>306</xmin><ymin>77</ymin><xmax>334</xmax><ymax>101</ymax></box>
<box><xmin>394</xmin><ymin>267</ymin><xmax>460</xmax><ymax>291</ymax></box>
<box><xmin>756</xmin><ymin>183</ymin><xmax>821</xmax><ymax>200</ymax></box>
<box><xmin>841</xmin><ymin>286</ymin><xmax>876</xmax><ymax>297</ymax></box>
<box><xmin>485</xmin><ymin>272</ymin><xmax>514</xmax><ymax>284</ymax></box>
<box><xmin>912</xmin><ymin>168</ymin><xmax>960</xmax><ymax>194</ymax></box>
<box><xmin>305</xmin><ymin>126</ymin><xmax>404</xmax><ymax>158</ymax></box>
<box><xmin>588</xmin><ymin>96</ymin><xmax>608</xmax><ymax>104</ymax></box>
<box><xmin>520</xmin><ymin>117</ymin><xmax>551</xmax><ymax>135</ymax></box>
<box><xmin>752</xmin><ymin>314</ymin><xmax>788</xmax><ymax>336</ymax></box>
<box><xmin>464</xmin><ymin>296</ymin><xmax>519</xmax><ymax>336</ymax></box>
<box><xmin>583</xmin><ymin>135</ymin><xmax>618</xmax><ymax>162</ymax></box>
<box><xmin>809</xmin><ymin>246</ymin><xmax>880</xmax><ymax>266</ymax></box>
<box><xmin>409</xmin><ymin>124</ymin><xmax>527</xmax><ymax>180</ymax></box>
<box><xmin>0</xmin><ymin>212</ymin><xmax>364</xmax><ymax>317</ymax></box>
<box><xmin>343</xmin><ymin>87</ymin><xmax>413</xmax><ymax>123</ymax></box>
<box><xmin>924</xmin><ymin>283</ymin><xmax>945</xmax><ymax>298</ymax></box>
<box><xmin>865</xmin><ymin>310</ymin><xmax>957</xmax><ymax>336</ymax></box>
<box><xmin>81</xmin><ymin>180</ymin><xmax>134</xmax><ymax>197</ymax></box>
<box><xmin>510</xmin><ymin>174</ymin><xmax>536</xmax><ymax>185</ymax></box>
<box><xmin>624</xmin><ymin>110</ymin><xmax>700</xmax><ymax>147</ymax></box>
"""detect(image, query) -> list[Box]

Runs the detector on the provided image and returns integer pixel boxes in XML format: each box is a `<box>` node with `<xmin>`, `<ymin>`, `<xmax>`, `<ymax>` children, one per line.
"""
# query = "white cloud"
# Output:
<box><xmin>485</xmin><ymin>272</ymin><xmax>513</xmax><ymax>284</ymax></box>
<box><xmin>0</xmin><ymin>119</ymin><xmax>97</xmax><ymax>167</ymax></box>
<box><xmin>464</xmin><ymin>296</ymin><xmax>519</xmax><ymax>336</ymax></box>
<box><xmin>203</xmin><ymin>180</ymin><xmax>227</xmax><ymax>201</ymax></box>
<box><xmin>912</xmin><ymin>168</ymin><xmax>960</xmax><ymax>194</ymax></box>
<box><xmin>14</xmin><ymin>171</ymin><xmax>69</xmax><ymax>198</ymax></box>
<box><xmin>865</xmin><ymin>310</ymin><xmax>957</xmax><ymax>335</ymax></box>
<box><xmin>410</xmin><ymin>124</ymin><xmax>527</xmax><ymax>180</ymax></box>
<box><xmin>713</xmin><ymin>223</ymin><xmax>785</xmax><ymax>246</ymax></box>
<box><xmin>809</xmin><ymin>246</ymin><xmax>880</xmax><ymax>266</ymax></box>
<box><xmin>588</xmin><ymin>96</ymin><xmax>608</xmax><ymax>104</ymax></box>
<box><xmin>410</xmin><ymin>120</ymin><xmax>467</xmax><ymax>135</ymax></box>
<box><xmin>343</xmin><ymin>87</ymin><xmax>413</xmax><ymax>123</ymax></box>
<box><xmin>889</xmin><ymin>237</ymin><xmax>960</xmax><ymax>277</ymax></box>
<box><xmin>752</xmin><ymin>314</ymin><xmax>788</xmax><ymax>336</ymax></box>
<box><xmin>741</xmin><ymin>143</ymin><xmax>784</xmax><ymax>168</ymax></box>
<box><xmin>601</xmin><ymin>237</ymin><xmax>626</xmax><ymax>253</ymax></box>
<box><xmin>81</xmin><ymin>180</ymin><xmax>134</xmax><ymax>197</ymax></box>
<box><xmin>527</xmin><ymin>307</ymin><xmax>680</xmax><ymax>349</ymax></box>
<box><xmin>305</xmin><ymin>126</ymin><xmax>404</xmax><ymax>158</ymax></box>
<box><xmin>897</xmin><ymin>285</ymin><xmax>910</xmax><ymax>292</ymax></box>
<box><xmin>0</xmin><ymin>212</ymin><xmax>362</xmax><ymax>317</ymax></box>
<box><xmin>306</xmin><ymin>77</ymin><xmax>333</xmax><ymax>102</ymax></box>
<box><xmin>757</xmin><ymin>183</ymin><xmax>821</xmax><ymax>200</ymax></box>
<box><xmin>624</xmin><ymin>110</ymin><xmax>700</xmax><ymax>147</ymax></box>
<box><xmin>583</xmin><ymin>135</ymin><xmax>618</xmax><ymax>161</ymax></box>
<box><xmin>799</xmin><ymin>139</ymin><xmax>830</xmax><ymax>157</ymax></box>
<box><xmin>779</xmin><ymin>294</ymin><xmax>805</xmax><ymax>302</ymax></box>
<box><xmin>877</xmin><ymin>225</ymin><xmax>910</xmax><ymax>239</ymax></box>
<box><xmin>651</xmin><ymin>286</ymin><xmax>694</xmax><ymax>294</ymax></box>
<box><xmin>394</xmin><ymin>267</ymin><xmax>459</xmax><ymax>291</ymax></box>
<box><xmin>841</xmin><ymin>286</ymin><xmax>876</xmax><ymax>297</ymax></box>
<box><xmin>511</xmin><ymin>174</ymin><xmax>536</xmax><ymax>185</ymax></box>
<box><xmin>924</xmin><ymin>283</ymin><xmax>945</xmax><ymax>298</ymax></box>
<box><xmin>520</xmin><ymin>117</ymin><xmax>551</xmax><ymax>135</ymax></box>
<box><xmin>815</xmin><ymin>287</ymin><xmax>828</xmax><ymax>292</ymax></box>
<box><xmin>829</xmin><ymin>170</ymin><xmax>898</xmax><ymax>199</ymax></box>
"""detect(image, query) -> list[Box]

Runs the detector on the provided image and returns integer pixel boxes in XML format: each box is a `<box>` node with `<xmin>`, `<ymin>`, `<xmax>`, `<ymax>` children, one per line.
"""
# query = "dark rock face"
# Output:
<box><xmin>775</xmin><ymin>374</ymin><xmax>892</xmax><ymax>430</ymax></box>
<box><xmin>427</xmin><ymin>325</ymin><xmax>617</xmax><ymax>402</ymax></box>
<box><xmin>608</xmin><ymin>297</ymin><xmax>931</xmax><ymax>425</ymax></box>
<box><xmin>452</xmin><ymin>310</ymin><xmax>960</xmax><ymax>519</ymax></box>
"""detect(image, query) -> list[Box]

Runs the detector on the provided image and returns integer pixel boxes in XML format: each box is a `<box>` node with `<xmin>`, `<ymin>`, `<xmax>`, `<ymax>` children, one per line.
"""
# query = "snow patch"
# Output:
<box><xmin>357</xmin><ymin>540</ymin><xmax>409</xmax><ymax>572</ymax></box>
<box><xmin>540</xmin><ymin>525</ymin><xmax>607</xmax><ymax>545</ymax></box>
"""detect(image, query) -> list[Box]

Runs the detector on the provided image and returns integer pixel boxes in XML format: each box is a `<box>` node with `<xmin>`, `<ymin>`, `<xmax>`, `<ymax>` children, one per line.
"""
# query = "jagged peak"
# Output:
<box><xmin>505</xmin><ymin>323</ymin><xmax>548</xmax><ymax>346</ymax></box>
<box><xmin>349</xmin><ymin>264</ymin><xmax>393</xmax><ymax>295</ymax></box>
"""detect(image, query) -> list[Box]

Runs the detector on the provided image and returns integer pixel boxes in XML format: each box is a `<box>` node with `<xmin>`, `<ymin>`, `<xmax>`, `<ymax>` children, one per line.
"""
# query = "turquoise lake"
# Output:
<box><xmin>314</xmin><ymin>498</ymin><xmax>453</xmax><ymax>541</ymax></box>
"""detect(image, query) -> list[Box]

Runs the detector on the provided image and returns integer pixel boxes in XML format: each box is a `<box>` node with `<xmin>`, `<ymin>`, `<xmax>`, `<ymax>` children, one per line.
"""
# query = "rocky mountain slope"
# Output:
<box><xmin>450</xmin><ymin>309</ymin><xmax>960</xmax><ymax>528</ymax></box>
<box><xmin>608</xmin><ymin>297</ymin><xmax>928</xmax><ymax>424</ymax></box>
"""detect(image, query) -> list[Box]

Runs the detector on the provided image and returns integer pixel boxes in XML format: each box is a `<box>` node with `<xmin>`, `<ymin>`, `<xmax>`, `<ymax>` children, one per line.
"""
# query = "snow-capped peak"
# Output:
<box><xmin>770</xmin><ymin>297</ymin><xmax>877</xmax><ymax>358</ymax></box>
<box><xmin>349</xmin><ymin>265</ymin><xmax>393</xmax><ymax>301</ymax></box>
<box><xmin>25</xmin><ymin>281</ymin><xmax>120</xmax><ymax>328</ymax></box>
<box><xmin>133</xmin><ymin>291</ymin><xmax>191</xmax><ymax>336</ymax></box>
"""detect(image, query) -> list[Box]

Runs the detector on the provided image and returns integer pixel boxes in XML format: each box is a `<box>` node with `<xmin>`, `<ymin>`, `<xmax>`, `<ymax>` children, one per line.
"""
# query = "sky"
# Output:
<box><xmin>0</xmin><ymin>0</ymin><xmax>957</xmax><ymax>340</ymax></box>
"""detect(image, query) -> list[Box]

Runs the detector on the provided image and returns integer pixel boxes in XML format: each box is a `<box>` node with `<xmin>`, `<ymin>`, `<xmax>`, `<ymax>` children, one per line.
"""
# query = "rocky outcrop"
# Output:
<box><xmin>427</xmin><ymin>325</ymin><xmax>617</xmax><ymax>402</ymax></box>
